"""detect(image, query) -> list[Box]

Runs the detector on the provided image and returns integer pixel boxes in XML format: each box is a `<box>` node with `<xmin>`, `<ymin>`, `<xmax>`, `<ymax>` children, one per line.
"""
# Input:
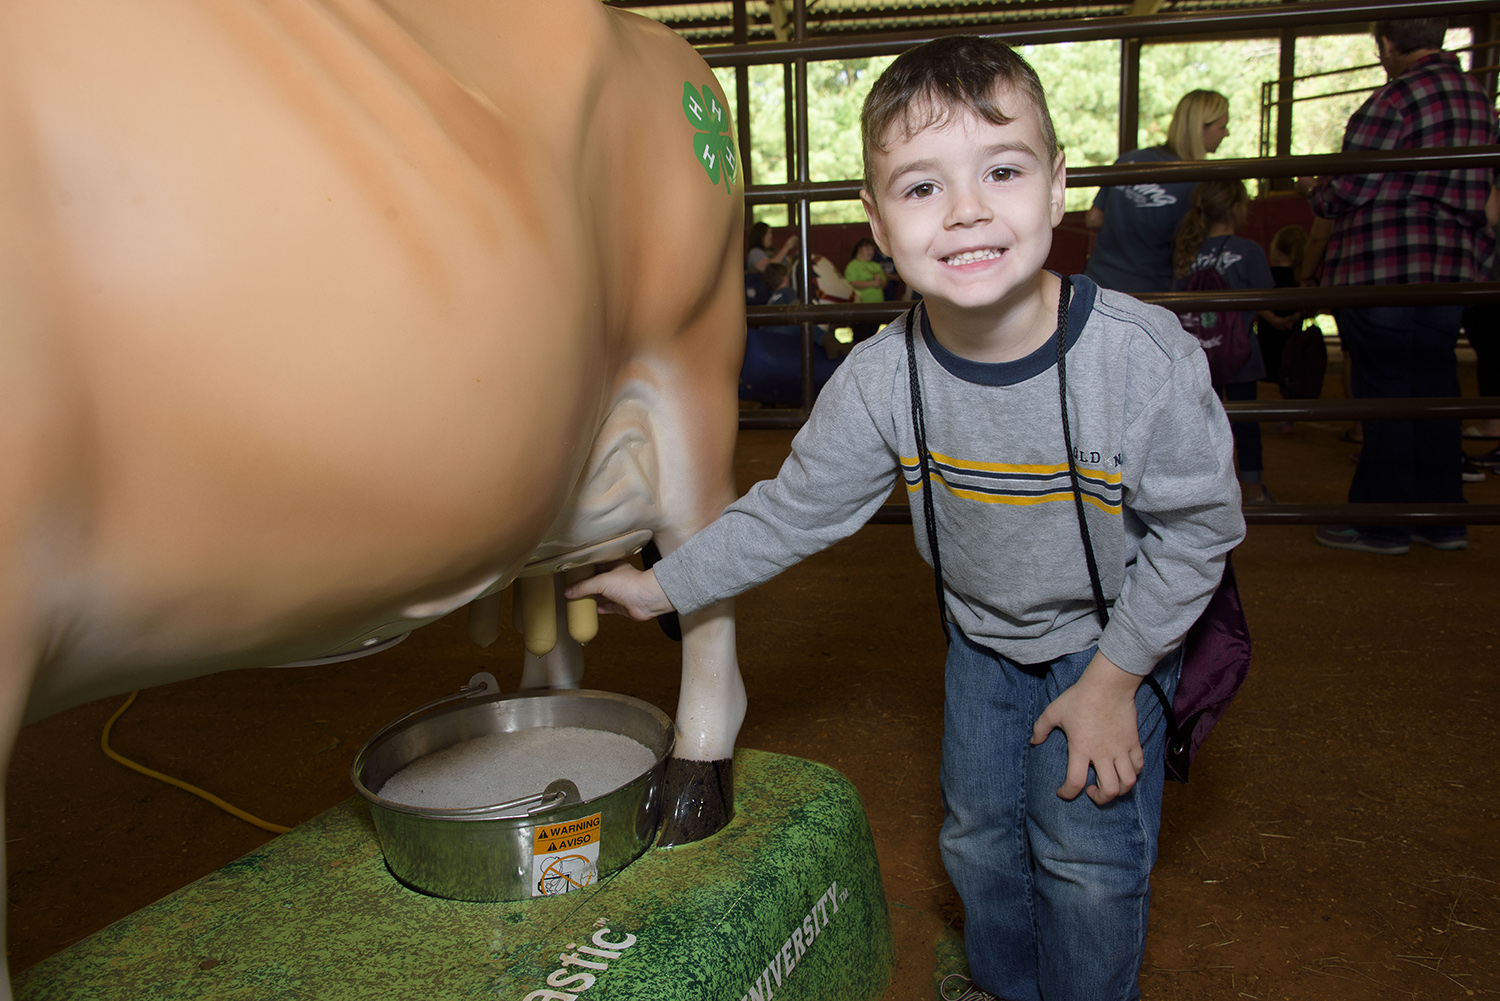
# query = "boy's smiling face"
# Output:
<box><xmin>861</xmin><ymin>87</ymin><xmax>1065</xmax><ymax>338</ymax></box>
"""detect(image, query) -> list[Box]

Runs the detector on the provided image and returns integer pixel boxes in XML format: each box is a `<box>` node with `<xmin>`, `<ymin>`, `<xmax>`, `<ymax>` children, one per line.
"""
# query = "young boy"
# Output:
<box><xmin>569</xmin><ymin>36</ymin><xmax>1243</xmax><ymax>1001</ymax></box>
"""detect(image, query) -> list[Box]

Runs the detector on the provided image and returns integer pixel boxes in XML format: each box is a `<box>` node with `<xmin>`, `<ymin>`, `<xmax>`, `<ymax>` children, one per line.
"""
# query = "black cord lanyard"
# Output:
<box><xmin>904</xmin><ymin>281</ymin><xmax>1072</xmax><ymax>646</ymax></box>
<box><xmin>905</xmin><ymin>302</ymin><xmax>951</xmax><ymax>645</ymax></box>
<box><xmin>1051</xmin><ymin>282</ymin><xmax>1179</xmax><ymax>742</ymax></box>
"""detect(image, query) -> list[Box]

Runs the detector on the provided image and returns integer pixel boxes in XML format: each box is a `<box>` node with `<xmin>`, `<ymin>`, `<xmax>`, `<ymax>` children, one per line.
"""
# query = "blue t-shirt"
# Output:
<box><xmin>1085</xmin><ymin>146</ymin><xmax>1197</xmax><ymax>294</ymax></box>
<box><xmin>1176</xmin><ymin>234</ymin><xmax>1275</xmax><ymax>383</ymax></box>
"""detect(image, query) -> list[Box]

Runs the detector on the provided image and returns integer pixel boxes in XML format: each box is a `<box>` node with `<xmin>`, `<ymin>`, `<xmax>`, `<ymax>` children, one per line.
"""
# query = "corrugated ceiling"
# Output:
<box><xmin>604</xmin><ymin>0</ymin><xmax>1294</xmax><ymax>45</ymax></box>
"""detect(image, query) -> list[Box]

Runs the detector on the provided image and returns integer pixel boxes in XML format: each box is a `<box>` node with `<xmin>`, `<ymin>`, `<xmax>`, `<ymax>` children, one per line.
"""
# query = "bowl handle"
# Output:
<box><xmin>365</xmin><ymin>671</ymin><xmax>501</xmax><ymax>746</ymax></box>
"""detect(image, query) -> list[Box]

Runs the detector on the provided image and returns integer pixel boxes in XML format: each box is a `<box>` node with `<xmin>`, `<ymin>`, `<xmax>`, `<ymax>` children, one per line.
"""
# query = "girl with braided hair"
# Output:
<box><xmin>1174</xmin><ymin>180</ymin><xmax>1299</xmax><ymax>504</ymax></box>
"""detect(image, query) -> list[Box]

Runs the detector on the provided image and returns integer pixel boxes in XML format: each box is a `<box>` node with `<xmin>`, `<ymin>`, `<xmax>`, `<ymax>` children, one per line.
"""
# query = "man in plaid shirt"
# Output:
<box><xmin>1297</xmin><ymin>16</ymin><xmax>1497</xmax><ymax>555</ymax></box>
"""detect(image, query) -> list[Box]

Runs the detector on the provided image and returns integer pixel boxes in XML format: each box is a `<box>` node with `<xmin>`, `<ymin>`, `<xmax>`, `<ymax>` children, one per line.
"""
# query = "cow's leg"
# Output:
<box><xmin>659</xmin><ymin>598</ymin><xmax>742</xmax><ymax>845</ymax></box>
<box><xmin>511</xmin><ymin>363</ymin><xmax>742</xmax><ymax>844</ymax></box>
<box><xmin>651</xmin><ymin>255</ymin><xmax>747</xmax><ymax>846</ymax></box>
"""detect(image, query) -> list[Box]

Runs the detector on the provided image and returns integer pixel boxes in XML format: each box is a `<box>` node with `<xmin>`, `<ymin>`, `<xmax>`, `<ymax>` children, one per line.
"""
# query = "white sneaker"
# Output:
<box><xmin>940</xmin><ymin>973</ymin><xmax>1004</xmax><ymax>1001</ymax></box>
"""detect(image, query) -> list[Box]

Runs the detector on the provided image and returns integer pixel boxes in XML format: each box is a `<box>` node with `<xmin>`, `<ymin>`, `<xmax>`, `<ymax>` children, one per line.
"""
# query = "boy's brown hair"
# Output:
<box><xmin>860</xmin><ymin>36</ymin><xmax>1058</xmax><ymax>197</ymax></box>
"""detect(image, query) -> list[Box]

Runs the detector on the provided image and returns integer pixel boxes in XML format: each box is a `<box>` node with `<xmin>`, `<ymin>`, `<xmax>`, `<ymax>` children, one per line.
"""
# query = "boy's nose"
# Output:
<box><xmin>944</xmin><ymin>186</ymin><xmax>992</xmax><ymax>228</ymax></box>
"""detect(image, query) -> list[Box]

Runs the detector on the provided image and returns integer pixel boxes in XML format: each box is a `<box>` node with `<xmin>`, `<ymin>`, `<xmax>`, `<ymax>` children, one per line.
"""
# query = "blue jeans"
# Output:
<box><xmin>940</xmin><ymin>630</ymin><xmax>1181</xmax><ymax>1001</ymax></box>
<box><xmin>1336</xmin><ymin>305</ymin><xmax>1466</xmax><ymax>543</ymax></box>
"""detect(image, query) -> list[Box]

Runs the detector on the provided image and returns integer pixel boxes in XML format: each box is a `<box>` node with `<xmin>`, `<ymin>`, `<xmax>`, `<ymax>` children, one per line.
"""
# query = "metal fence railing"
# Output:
<box><xmin>709</xmin><ymin>0</ymin><xmax>1500</xmax><ymax>527</ymax></box>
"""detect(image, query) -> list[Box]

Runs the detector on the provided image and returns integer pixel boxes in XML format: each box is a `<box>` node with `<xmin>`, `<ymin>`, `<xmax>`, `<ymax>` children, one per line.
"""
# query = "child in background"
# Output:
<box><xmin>1295</xmin><ymin>216</ymin><xmax>1361</xmax><ymax>440</ymax></box>
<box><xmin>872</xmin><ymin>244</ymin><xmax>907</xmax><ymax>301</ymax></box>
<box><xmin>761</xmin><ymin>261</ymin><xmax>797</xmax><ymax>307</ymax></box>
<box><xmin>1174</xmin><ymin>180</ymin><xmax>1298</xmax><ymax>504</ymax></box>
<box><xmin>571</xmin><ymin>36</ymin><xmax>1243</xmax><ymax>1001</ymax></box>
<box><xmin>1264</xmin><ymin>225</ymin><xmax>1312</xmax><ymax>433</ymax></box>
<box><xmin>1268</xmin><ymin>225</ymin><xmax>1307</xmax><ymax>287</ymax></box>
<box><xmin>1258</xmin><ymin>225</ymin><xmax>1307</xmax><ymax>390</ymax></box>
<box><xmin>761</xmin><ymin>261</ymin><xmax>843</xmax><ymax>360</ymax></box>
<box><xmin>843</xmin><ymin>236</ymin><xmax>889</xmax><ymax>343</ymax></box>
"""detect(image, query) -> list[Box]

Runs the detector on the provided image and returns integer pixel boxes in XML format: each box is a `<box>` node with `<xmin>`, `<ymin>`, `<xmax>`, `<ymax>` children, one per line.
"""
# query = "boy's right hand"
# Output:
<box><xmin>563</xmin><ymin>562</ymin><xmax>676</xmax><ymax>621</ymax></box>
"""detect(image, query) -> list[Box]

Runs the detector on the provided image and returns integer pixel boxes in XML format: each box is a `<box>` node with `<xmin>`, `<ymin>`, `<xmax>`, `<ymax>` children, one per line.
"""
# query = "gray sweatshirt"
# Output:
<box><xmin>655</xmin><ymin>276</ymin><xmax>1245</xmax><ymax>675</ymax></box>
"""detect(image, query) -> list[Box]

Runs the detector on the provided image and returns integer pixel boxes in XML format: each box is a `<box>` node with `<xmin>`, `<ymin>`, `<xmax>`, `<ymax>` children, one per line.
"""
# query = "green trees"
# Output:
<box><xmin>719</xmin><ymin>28</ymin><xmax>1475</xmax><ymax>226</ymax></box>
<box><xmin>715</xmin><ymin>58</ymin><xmax>894</xmax><ymax>225</ymax></box>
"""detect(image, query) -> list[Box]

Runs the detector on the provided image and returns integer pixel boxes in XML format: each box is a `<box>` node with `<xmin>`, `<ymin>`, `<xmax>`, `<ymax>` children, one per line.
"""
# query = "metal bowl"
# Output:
<box><xmin>351</xmin><ymin>678</ymin><xmax>674</xmax><ymax>901</ymax></box>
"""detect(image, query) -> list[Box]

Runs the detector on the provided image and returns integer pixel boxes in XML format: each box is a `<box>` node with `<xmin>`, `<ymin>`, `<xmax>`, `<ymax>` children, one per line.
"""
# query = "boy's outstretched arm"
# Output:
<box><xmin>1030</xmin><ymin>651</ymin><xmax>1145</xmax><ymax>807</ymax></box>
<box><xmin>565</xmin><ymin>562</ymin><xmax>677</xmax><ymax>621</ymax></box>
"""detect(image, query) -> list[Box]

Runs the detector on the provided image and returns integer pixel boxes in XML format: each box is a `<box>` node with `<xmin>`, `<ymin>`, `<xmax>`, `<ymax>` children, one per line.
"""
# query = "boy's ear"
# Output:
<box><xmin>1049</xmin><ymin>150</ymin><xmax>1067</xmax><ymax>228</ymax></box>
<box><xmin>860</xmin><ymin>188</ymin><xmax>893</xmax><ymax>256</ymax></box>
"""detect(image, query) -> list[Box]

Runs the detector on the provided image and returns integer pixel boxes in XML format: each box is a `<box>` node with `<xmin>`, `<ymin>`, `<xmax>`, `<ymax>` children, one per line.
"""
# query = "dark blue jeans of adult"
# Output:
<box><xmin>1337</xmin><ymin>305</ymin><xmax>1466</xmax><ymax>544</ymax></box>
<box><xmin>940</xmin><ymin>629</ymin><xmax>1181</xmax><ymax>1001</ymax></box>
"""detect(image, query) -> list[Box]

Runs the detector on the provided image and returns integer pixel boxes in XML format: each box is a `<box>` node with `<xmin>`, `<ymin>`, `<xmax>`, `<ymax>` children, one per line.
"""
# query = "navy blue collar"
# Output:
<box><xmin>913</xmin><ymin>274</ymin><xmax>1096</xmax><ymax>387</ymax></box>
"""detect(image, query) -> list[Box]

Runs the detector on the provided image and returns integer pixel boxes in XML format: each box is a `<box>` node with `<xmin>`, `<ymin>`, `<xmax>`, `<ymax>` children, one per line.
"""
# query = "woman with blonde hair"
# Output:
<box><xmin>1166</xmin><ymin>89</ymin><xmax>1232</xmax><ymax>162</ymax></box>
<box><xmin>1085</xmin><ymin>89</ymin><xmax>1231</xmax><ymax>293</ymax></box>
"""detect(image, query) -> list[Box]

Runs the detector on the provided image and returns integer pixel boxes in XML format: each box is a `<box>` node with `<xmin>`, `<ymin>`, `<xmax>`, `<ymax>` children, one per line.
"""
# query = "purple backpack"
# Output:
<box><xmin>1148</xmin><ymin>555</ymin><xmax>1251</xmax><ymax>782</ymax></box>
<box><xmin>1178</xmin><ymin>237</ymin><xmax>1252</xmax><ymax>390</ymax></box>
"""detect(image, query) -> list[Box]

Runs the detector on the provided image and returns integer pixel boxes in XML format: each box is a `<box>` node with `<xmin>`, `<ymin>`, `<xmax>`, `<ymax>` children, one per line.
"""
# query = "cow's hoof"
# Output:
<box><xmin>657</xmin><ymin>756</ymin><xmax>733</xmax><ymax>846</ymax></box>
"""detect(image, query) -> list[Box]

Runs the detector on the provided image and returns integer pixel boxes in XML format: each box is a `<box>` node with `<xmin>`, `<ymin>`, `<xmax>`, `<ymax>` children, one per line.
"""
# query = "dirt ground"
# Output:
<box><xmin>7</xmin><ymin>351</ymin><xmax>1498</xmax><ymax>1000</ymax></box>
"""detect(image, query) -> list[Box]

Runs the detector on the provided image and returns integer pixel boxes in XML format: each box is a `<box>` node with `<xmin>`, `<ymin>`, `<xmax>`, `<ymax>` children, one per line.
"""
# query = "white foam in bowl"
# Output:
<box><xmin>377</xmin><ymin>726</ymin><xmax>657</xmax><ymax>809</ymax></box>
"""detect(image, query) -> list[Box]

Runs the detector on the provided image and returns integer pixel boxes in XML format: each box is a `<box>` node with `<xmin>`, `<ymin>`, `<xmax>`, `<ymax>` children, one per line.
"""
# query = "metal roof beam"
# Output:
<box><xmin>698</xmin><ymin>0</ymin><xmax>1500</xmax><ymax>65</ymax></box>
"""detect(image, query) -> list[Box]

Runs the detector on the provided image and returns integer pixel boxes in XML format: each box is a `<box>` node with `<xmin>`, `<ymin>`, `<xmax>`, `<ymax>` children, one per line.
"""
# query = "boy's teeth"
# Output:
<box><xmin>945</xmin><ymin>249</ymin><xmax>1002</xmax><ymax>265</ymax></box>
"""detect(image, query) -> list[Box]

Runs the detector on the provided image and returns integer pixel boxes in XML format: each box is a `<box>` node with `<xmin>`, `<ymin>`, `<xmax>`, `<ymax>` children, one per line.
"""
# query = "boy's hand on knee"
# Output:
<box><xmin>563</xmin><ymin>562</ymin><xmax>676</xmax><ymax>621</ymax></box>
<box><xmin>1030</xmin><ymin>652</ymin><xmax>1146</xmax><ymax>806</ymax></box>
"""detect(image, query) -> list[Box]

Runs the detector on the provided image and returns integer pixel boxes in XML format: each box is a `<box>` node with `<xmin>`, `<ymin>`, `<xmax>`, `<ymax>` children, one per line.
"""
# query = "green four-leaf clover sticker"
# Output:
<box><xmin>682</xmin><ymin>81</ymin><xmax>737</xmax><ymax>191</ymax></box>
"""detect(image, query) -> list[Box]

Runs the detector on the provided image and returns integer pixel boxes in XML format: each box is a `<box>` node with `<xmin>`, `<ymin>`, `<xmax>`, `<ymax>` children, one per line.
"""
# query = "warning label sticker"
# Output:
<box><xmin>531</xmin><ymin>813</ymin><xmax>602</xmax><ymax>897</ymax></box>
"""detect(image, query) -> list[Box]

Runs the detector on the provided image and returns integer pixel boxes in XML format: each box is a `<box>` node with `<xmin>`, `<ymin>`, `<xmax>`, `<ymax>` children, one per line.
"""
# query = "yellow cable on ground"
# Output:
<box><xmin>101</xmin><ymin>691</ymin><xmax>292</xmax><ymax>835</ymax></box>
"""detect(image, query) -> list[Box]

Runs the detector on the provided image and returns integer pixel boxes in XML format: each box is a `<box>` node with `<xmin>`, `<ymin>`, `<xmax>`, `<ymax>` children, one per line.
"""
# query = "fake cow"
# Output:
<box><xmin>0</xmin><ymin>0</ymin><xmax>746</xmax><ymax>987</ymax></box>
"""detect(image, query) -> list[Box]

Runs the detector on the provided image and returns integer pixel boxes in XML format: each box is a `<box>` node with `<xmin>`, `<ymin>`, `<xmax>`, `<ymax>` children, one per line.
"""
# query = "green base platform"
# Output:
<box><xmin>15</xmin><ymin>749</ymin><xmax>893</xmax><ymax>1001</ymax></box>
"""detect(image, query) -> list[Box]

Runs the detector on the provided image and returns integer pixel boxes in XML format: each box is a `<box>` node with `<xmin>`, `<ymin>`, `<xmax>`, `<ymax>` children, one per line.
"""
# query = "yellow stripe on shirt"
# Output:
<box><xmin>901</xmin><ymin>453</ymin><xmax>1124</xmax><ymax>485</ymax></box>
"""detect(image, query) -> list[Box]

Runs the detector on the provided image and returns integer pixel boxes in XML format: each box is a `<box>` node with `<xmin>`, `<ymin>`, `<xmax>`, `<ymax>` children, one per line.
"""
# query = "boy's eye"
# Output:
<box><xmin>988</xmin><ymin>167</ymin><xmax>1017</xmax><ymax>182</ymax></box>
<box><xmin>907</xmin><ymin>181</ymin><xmax>936</xmax><ymax>198</ymax></box>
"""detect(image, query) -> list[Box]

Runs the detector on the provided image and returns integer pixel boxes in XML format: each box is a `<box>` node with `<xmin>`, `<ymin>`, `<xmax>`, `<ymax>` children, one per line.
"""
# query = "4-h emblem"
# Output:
<box><xmin>682</xmin><ymin>81</ymin><xmax>738</xmax><ymax>190</ymax></box>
